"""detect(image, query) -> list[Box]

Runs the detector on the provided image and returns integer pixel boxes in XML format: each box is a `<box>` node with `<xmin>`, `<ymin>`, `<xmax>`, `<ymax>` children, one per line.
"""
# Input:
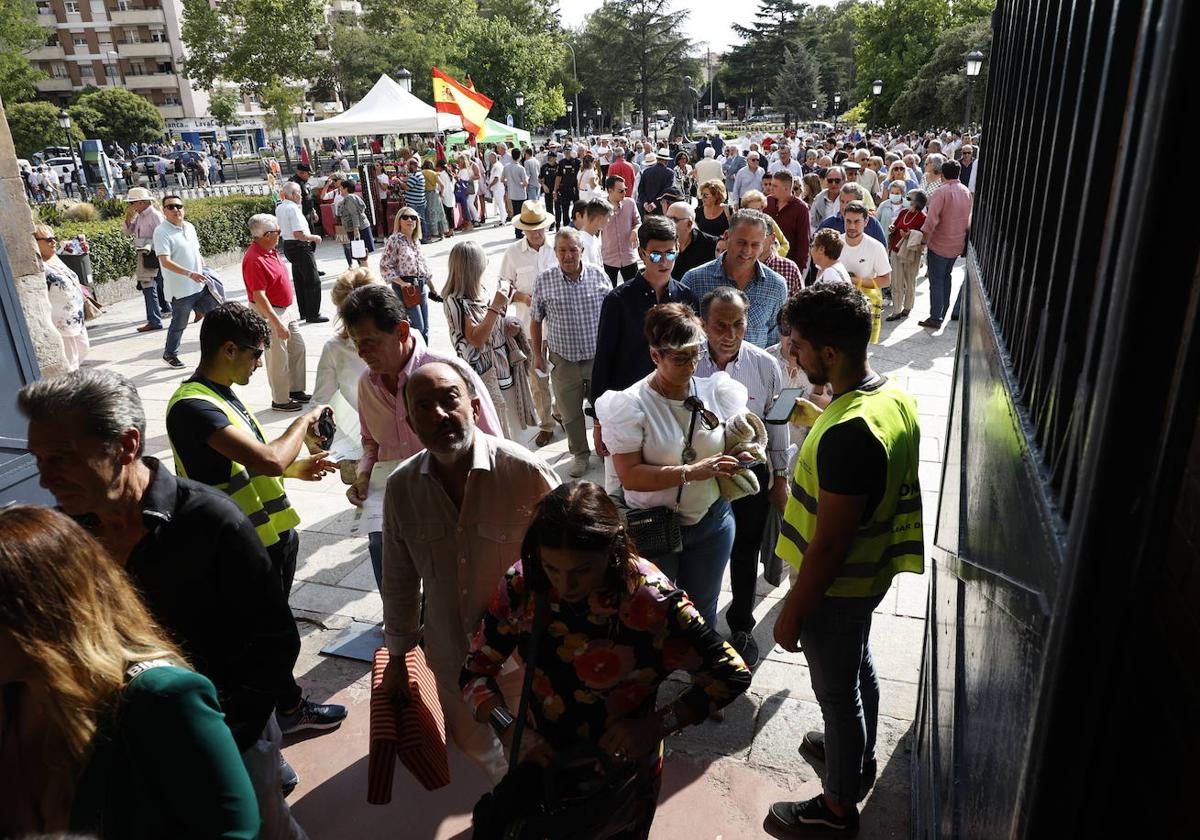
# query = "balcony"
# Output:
<box><xmin>117</xmin><ymin>41</ymin><xmax>172</xmax><ymax>58</ymax></box>
<box><xmin>328</xmin><ymin>0</ymin><xmax>361</xmax><ymax>12</ymax></box>
<box><xmin>124</xmin><ymin>73</ymin><xmax>178</xmax><ymax>90</ymax></box>
<box><xmin>35</xmin><ymin>77</ymin><xmax>74</xmax><ymax>92</ymax></box>
<box><xmin>110</xmin><ymin>9</ymin><xmax>165</xmax><ymax>25</ymax></box>
<box><xmin>27</xmin><ymin>45</ymin><xmax>64</xmax><ymax>60</ymax></box>
<box><xmin>158</xmin><ymin>104</ymin><xmax>185</xmax><ymax>118</ymax></box>
<box><xmin>36</xmin><ymin>12</ymin><xmax>57</xmax><ymax>26</ymax></box>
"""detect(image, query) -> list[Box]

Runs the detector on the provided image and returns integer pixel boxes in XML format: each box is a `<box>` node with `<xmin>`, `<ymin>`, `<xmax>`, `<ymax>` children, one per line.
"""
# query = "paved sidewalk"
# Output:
<box><xmin>82</xmin><ymin>219</ymin><xmax>960</xmax><ymax>839</ymax></box>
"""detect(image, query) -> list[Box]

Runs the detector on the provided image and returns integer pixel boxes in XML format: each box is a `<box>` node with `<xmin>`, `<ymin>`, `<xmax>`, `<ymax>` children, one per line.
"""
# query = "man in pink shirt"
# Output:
<box><xmin>919</xmin><ymin>158</ymin><xmax>973</xmax><ymax>328</ymax></box>
<box><xmin>601</xmin><ymin>173</ymin><xmax>640</xmax><ymax>285</ymax></box>
<box><xmin>337</xmin><ymin>284</ymin><xmax>501</xmax><ymax>588</ymax></box>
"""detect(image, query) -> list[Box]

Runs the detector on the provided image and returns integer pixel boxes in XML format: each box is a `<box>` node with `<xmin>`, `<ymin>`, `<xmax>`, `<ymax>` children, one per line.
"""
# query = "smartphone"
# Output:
<box><xmin>766</xmin><ymin>388</ymin><xmax>809</xmax><ymax>425</ymax></box>
<box><xmin>316</xmin><ymin>407</ymin><xmax>336</xmax><ymax>450</ymax></box>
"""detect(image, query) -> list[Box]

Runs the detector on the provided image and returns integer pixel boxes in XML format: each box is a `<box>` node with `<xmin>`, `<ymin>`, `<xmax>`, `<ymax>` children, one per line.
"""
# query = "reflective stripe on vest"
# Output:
<box><xmin>775</xmin><ymin>379</ymin><xmax>924</xmax><ymax>598</ymax></box>
<box><xmin>166</xmin><ymin>381</ymin><xmax>301</xmax><ymax>548</ymax></box>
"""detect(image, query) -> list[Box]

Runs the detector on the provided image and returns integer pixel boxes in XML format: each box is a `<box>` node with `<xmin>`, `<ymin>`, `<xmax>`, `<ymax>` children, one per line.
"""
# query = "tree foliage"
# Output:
<box><xmin>207</xmin><ymin>89</ymin><xmax>240</xmax><ymax>132</ymax></box>
<box><xmin>261</xmin><ymin>81</ymin><xmax>305</xmax><ymax>163</ymax></box>
<box><xmin>772</xmin><ymin>42</ymin><xmax>819</xmax><ymax>126</ymax></box>
<box><xmin>180</xmin><ymin>0</ymin><xmax>328</xmax><ymax>96</ymax></box>
<box><xmin>7</xmin><ymin>101</ymin><xmax>82</xmax><ymax>158</ymax></box>
<box><xmin>0</xmin><ymin>0</ymin><xmax>48</xmax><ymax>104</ymax></box>
<box><xmin>887</xmin><ymin>19</ymin><xmax>992</xmax><ymax>129</ymax></box>
<box><xmin>71</xmin><ymin>88</ymin><xmax>165</xmax><ymax>146</ymax></box>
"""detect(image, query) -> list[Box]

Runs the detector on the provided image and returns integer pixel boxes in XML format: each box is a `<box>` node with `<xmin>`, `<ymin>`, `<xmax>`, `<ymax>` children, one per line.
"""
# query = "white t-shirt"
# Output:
<box><xmin>596</xmin><ymin>372</ymin><xmax>748</xmax><ymax>525</ymax></box>
<box><xmin>768</xmin><ymin>159</ymin><xmax>803</xmax><ymax>177</ymax></box>
<box><xmin>839</xmin><ymin>236</ymin><xmax>892</xmax><ymax>286</ymax></box>
<box><xmin>815</xmin><ymin>262</ymin><xmax>853</xmax><ymax>286</ymax></box>
<box><xmin>578</xmin><ymin>230</ymin><xmax>603</xmax><ymax>267</ymax></box>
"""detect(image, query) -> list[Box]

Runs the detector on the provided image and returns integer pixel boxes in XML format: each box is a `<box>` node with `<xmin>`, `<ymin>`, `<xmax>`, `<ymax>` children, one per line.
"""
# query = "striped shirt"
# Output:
<box><xmin>405</xmin><ymin>172</ymin><xmax>426</xmax><ymax>207</ymax></box>
<box><xmin>682</xmin><ymin>255</ymin><xmax>788</xmax><ymax>348</ymax></box>
<box><xmin>531</xmin><ymin>264</ymin><xmax>611</xmax><ymax>362</ymax></box>
<box><xmin>696</xmin><ymin>341</ymin><xmax>789</xmax><ymax>471</ymax></box>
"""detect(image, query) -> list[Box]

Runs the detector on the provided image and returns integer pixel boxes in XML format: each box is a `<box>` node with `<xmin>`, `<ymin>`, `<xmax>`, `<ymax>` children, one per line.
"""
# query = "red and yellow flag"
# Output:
<box><xmin>432</xmin><ymin>68</ymin><xmax>493</xmax><ymax>137</ymax></box>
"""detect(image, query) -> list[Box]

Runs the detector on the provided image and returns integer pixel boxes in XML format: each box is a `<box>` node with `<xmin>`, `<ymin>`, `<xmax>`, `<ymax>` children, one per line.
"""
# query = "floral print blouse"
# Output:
<box><xmin>379</xmin><ymin>233</ymin><xmax>432</xmax><ymax>284</ymax></box>
<box><xmin>460</xmin><ymin>559</ymin><xmax>751</xmax><ymax>749</ymax></box>
<box><xmin>43</xmin><ymin>255</ymin><xmax>86</xmax><ymax>337</ymax></box>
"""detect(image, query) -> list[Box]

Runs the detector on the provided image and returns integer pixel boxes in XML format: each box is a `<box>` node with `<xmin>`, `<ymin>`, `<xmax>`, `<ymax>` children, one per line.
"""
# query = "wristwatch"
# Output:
<box><xmin>773</xmin><ymin>468</ymin><xmax>789</xmax><ymax>478</ymax></box>
<box><xmin>489</xmin><ymin>705</ymin><xmax>515</xmax><ymax>739</ymax></box>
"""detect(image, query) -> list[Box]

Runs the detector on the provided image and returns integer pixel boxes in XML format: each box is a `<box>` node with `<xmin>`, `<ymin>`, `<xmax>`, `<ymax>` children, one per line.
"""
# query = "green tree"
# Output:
<box><xmin>772</xmin><ymin>41</ymin><xmax>819</xmax><ymax>127</ymax></box>
<box><xmin>0</xmin><ymin>0</ymin><xmax>47</xmax><ymax>104</ymax></box>
<box><xmin>312</xmin><ymin>24</ymin><xmax>391</xmax><ymax>108</ymax></box>
<box><xmin>888</xmin><ymin>19</ymin><xmax>992</xmax><ymax>128</ymax></box>
<box><xmin>261</xmin><ymin>81</ymin><xmax>304</xmax><ymax>165</ymax></box>
<box><xmin>180</xmin><ymin>0</ymin><xmax>328</xmax><ymax>96</ymax></box>
<box><xmin>357</xmin><ymin>0</ymin><xmax>475</xmax><ymax>102</ymax></box>
<box><xmin>70</xmin><ymin>88</ymin><xmax>165</xmax><ymax>146</ymax></box>
<box><xmin>724</xmin><ymin>0</ymin><xmax>805</xmax><ymax>113</ymax></box>
<box><xmin>6</xmin><ymin>101</ymin><xmax>82</xmax><ymax>158</ymax></box>
<box><xmin>207</xmin><ymin>88</ymin><xmax>240</xmax><ymax>152</ymax></box>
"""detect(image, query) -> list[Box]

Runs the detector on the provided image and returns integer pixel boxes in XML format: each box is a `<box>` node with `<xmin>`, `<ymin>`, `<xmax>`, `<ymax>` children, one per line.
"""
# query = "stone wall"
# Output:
<box><xmin>0</xmin><ymin>95</ymin><xmax>67</xmax><ymax>378</ymax></box>
<box><xmin>91</xmin><ymin>249</ymin><xmax>244</xmax><ymax>307</ymax></box>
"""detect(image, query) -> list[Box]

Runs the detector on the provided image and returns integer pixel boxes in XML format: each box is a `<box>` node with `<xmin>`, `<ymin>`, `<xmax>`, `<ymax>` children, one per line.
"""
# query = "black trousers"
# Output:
<box><xmin>726</xmin><ymin>464</ymin><xmax>772</xmax><ymax>634</ymax></box>
<box><xmin>266</xmin><ymin>528</ymin><xmax>304</xmax><ymax>711</ymax></box>
<box><xmin>282</xmin><ymin>240</ymin><xmax>322</xmax><ymax>321</ymax></box>
<box><xmin>555</xmin><ymin>192</ymin><xmax>576</xmax><ymax>230</ymax></box>
<box><xmin>604</xmin><ymin>263</ymin><xmax>638</xmax><ymax>286</ymax></box>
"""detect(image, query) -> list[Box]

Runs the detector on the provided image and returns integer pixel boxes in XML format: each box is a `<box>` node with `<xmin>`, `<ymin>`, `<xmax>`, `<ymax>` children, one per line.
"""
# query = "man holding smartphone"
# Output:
<box><xmin>695</xmin><ymin>286</ymin><xmax>788</xmax><ymax>668</ymax></box>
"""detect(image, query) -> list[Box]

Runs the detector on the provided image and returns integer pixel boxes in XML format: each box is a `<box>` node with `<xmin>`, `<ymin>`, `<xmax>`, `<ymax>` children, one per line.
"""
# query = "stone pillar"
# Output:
<box><xmin>0</xmin><ymin>94</ymin><xmax>67</xmax><ymax>378</ymax></box>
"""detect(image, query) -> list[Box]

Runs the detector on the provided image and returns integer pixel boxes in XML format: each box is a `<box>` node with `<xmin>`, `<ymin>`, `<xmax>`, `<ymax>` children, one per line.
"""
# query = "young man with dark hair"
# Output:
<box><xmin>768</xmin><ymin>282</ymin><xmax>924</xmax><ymax>835</ymax></box>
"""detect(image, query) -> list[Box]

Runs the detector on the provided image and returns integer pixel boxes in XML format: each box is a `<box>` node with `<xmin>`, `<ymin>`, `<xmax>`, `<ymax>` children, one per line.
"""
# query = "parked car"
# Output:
<box><xmin>166</xmin><ymin>150</ymin><xmax>205</xmax><ymax>168</ymax></box>
<box><xmin>44</xmin><ymin>156</ymin><xmax>80</xmax><ymax>174</ymax></box>
<box><xmin>133</xmin><ymin>154</ymin><xmax>170</xmax><ymax>175</ymax></box>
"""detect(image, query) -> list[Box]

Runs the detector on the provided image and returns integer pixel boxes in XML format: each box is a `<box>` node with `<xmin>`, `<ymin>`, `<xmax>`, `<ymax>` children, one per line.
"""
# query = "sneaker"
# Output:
<box><xmin>768</xmin><ymin>795</ymin><xmax>859</xmax><ymax>834</ymax></box>
<box><xmin>137</xmin><ymin>323</ymin><xmax>163</xmax><ymax>332</ymax></box>
<box><xmin>799</xmin><ymin>731</ymin><xmax>878</xmax><ymax>801</ymax></box>
<box><xmin>276</xmin><ymin>697</ymin><xmax>348</xmax><ymax>735</ymax></box>
<box><xmin>728</xmin><ymin>630</ymin><xmax>760</xmax><ymax>668</ymax></box>
<box><xmin>271</xmin><ymin>400</ymin><xmax>305</xmax><ymax>412</ymax></box>
<box><xmin>289</xmin><ymin>391</ymin><xmax>312</xmax><ymax>403</ymax></box>
<box><xmin>162</xmin><ymin>355</ymin><xmax>185</xmax><ymax>368</ymax></box>
<box><xmin>568</xmin><ymin>454</ymin><xmax>590</xmax><ymax>478</ymax></box>
<box><xmin>305</xmin><ymin>315</ymin><xmax>330</xmax><ymax>324</ymax></box>
<box><xmin>279</xmin><ymin>754</ymin><xmax>299</xmax><ymax>796</ymax></box>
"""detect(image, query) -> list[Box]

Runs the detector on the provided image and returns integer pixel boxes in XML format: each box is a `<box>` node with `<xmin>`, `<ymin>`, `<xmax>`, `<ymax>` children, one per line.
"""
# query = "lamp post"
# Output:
<box><xmin>564</xmin><ymin>41</ymin><xmax>580</xmax><ymax>136</ymax></box>
<box><xmin>304</xmin><ymin>106</ymin><xmax>315</xmax><ymax>170</ymax></box>
<box><xmin>964</xmin><ymin>50</ymin><xmax>984</xmax><ymax>132</ymax></box>
<box><xmin>871</xmin><ymin>79</ymin><xmax>882</xmax><ymax>132</ymax></box>
<box><xmin>396</xmin><ymin>67</ymin><xmax>413</xmax><ymax>93</ymax></box>
<box><xmin>567</xmin><ymin>101</ymin><xmax>574</xmax><ymax>134</ymax></box>
<box><xmin>58</xmin><ymin>109</ymin><xmax>88</xmax><ymax>197</ymax></box>
<box><xmin>595</xmin><ymin>106</ymin><xmax>602</xmax><ymax>133</ymax></box>
<box><xmin>514</xmin><ymin>91</ymin><xmax>524</xmax><ymax>132</ymax></box>
<box><xmin>833</xmin><ymin>93</ymin><xmax>842</xmax><ymax>133</ymax></box>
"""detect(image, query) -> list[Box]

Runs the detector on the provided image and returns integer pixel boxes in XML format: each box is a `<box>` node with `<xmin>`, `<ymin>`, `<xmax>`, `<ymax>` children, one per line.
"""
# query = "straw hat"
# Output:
<box><xmin>513</xmin><ymin>200</ymin><xmax>553</xmax><ymax>230</ymax></box>
<box><xmin>124</xmin><ymin>187</ymin><xmax>154</xmax><ymax>202</ymax></box>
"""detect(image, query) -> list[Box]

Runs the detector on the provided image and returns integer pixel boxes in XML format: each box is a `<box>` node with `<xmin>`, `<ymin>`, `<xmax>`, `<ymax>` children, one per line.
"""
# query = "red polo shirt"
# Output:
<box><xmin>766</xmin><ymin>195</ymin><xmax>811</xmax><ymax>268</ymax></box>
<box><xmin>241</xmin><ymin>241</ymin><xmax>294</xmax><ymax>308</ymax></box>
<box><xmin>608</xmin><ymin>158</ymin><xmax>635</xmax><ymax>191</ymax></box>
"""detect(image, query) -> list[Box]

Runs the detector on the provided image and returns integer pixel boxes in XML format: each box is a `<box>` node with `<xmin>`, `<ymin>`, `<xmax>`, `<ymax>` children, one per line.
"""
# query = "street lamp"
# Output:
<box><xmin>833</xmin><ymin>93</ymin><xmax>842</xmax><ymax>132</ymax></box>
<box><xmin>964</xmin><ymin>50</ymin><xmax>984</xmax><ymax>132</ymax></box>
<box><xmin>514</xmin><ymin>91</ymin><xmax>524</xmax><ymax>131</ymax></box>
<box><xmin>871</xmin><ymin>79</ymin><xmax>882</xmax><ymax>132</ymax></box>
<box><xmin>567</xmin><ymin>100</ymin><xmax>574</xmax><ymax>134</ymax></box>
<box><xmin>564</xmin><ymin>41</ymin><xmax>580</xmax><ymax>136</ymax></box>
<box><xmin>396</xmin><ymin>67</ymin><xmax>413</xmax><ymax>93</ymax></box>
<box><xmin>595</xmin><ymin>106</ymin><xmax>602</xmax><ymax>132</ymax></box>
<box><xmin>57</xmin><ymin>108</ymin><xmax>88</xmax><ymax>196</ymax></box>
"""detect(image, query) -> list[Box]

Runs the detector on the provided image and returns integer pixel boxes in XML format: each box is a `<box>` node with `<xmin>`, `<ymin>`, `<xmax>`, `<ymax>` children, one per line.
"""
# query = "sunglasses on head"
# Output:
<box><xmin>646</xmin><ymin>249</ymin><xmax>678</xmax><ymax>263</ymax></box>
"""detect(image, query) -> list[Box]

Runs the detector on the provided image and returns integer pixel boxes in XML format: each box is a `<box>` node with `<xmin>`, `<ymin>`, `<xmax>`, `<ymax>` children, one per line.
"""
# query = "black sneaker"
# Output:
<box><xmin>769</xmin><ymin>795</ymin><xmax>859</xmax><ymax>834</ymax></box>
<box><xmin>271</xmin><ymin>400</ymin><xmax>305</xmax><ymax>412</ymax></box>
<box><xmin>305</xmin><ymin>315</ymin><xmax>330</xmax><ymax>324</ymax></box>
<box><xmin>162</xmin><ymin>354</ymin><xmax>185</xmax><ymax>369</ymax></box>
<box><xmin>728</xmin><ymin>630</ymin><xmax>760</xmax><ymax>668</ymax></box>
<box><xmin>280</xmin><ymin>754</ymin><xmax>299</xmax><ymax>796</ymax></box>
<box><xmin>276</xmin><ymin>697</ymin><xmax>348</xmax><ymax>735</ymax></box>
<box><xmin>289</xmin><ymin>391</ymin><xmax>312</xmax><ymax>403</ymax></box>
<box><xmin>799</xmin><ymin>731</ymin><xmax>878</xmax><ymax>800</ymax></box>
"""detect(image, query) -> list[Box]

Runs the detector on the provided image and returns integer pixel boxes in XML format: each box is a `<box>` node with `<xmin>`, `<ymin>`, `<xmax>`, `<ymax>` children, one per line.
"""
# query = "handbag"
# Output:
<box><xmin>398</xmin><ymin>277</ymin><xmax>423</xmax><ymax>309</ymax></box>
<box><xmin>622</xmin><ymin>400</ymin><xmax>703</xmax><ymax>559</ymax></box>
<box><xmin>140</xmin><ymin>250</ymin><xmax>160</xmax><ymax>270</ymax></box>
<box><xmin>472</xmin><ymin>593</ymin><xmax>642</xmax><ymax>840</ymax></box>
<box><xmin>367</xmin><ymin>646</ymin><xmax>449</xmax><ymax>804</ymax></box>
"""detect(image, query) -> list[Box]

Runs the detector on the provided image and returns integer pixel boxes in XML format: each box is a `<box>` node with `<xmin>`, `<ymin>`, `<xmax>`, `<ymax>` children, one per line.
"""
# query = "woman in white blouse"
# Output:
<box><xmin>378</xmin><ymin>209</ymin><xmax>431</xmax><ymax>342</ymax></box>
<box><xmin>595</xmin><ymin>302</ymin><xmax>748</xmax><ymax>627</ymax></box>
<box><xmin>313</xmin><ymin>266</ymin><xmax>374</xmax><ymax>477</ymax></box>
<box><xmin>33</xmin><ymin>225</ymin><xmax>89</xmax><ymax>371</ymax></box>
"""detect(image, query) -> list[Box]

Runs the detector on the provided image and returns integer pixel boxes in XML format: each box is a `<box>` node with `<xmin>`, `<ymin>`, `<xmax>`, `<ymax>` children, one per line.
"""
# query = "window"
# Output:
<box><xmin>156</xmin><ymin>60</ymin><xmax>173</xmax><ymax>74</ymax></box>
<box><xmin>46</xmin><ymin>32</ymin><xmax>58</xmax><ymax>46</ymax></box>
<box><xmin>64</xmin><ymin>1</ymin><xmax>79</xmax><ymax>12</ymax></box>
<box><xmin>162</xmin><ymin>93</ymin><xmax>179</xmax><ymax>105</ymax></box>
<box><xmin>51</xmin><ymin>62</ymin><xmax>68</xmax><ymax>78</ymax></box>
<box><xmin>89</xmin><ymin>0</ymin><xmax>106</xmax><ymax>13</ymax></box>
<box><xmin>124</xmin><ymin>29</ymin><xmax>140</xmax><ymax>43</ymax></box>
<box><xmin>150</xmin><ymin>27</ymin><xmax>166</xmax><ymax>43</ymax></box>
<box><xmin>117</xmin><ymin>0</ymin><xmax>130</xmax><ymax>9</ymax></box>
<box><xmin>105</xmin><ymin>63</ymin><xmax>119</xmax><ymax>79</ymax></box>
<box><xmin>128</xmin><ymin>61</ymin><xmax>145</xmax><ymax>76</ymax></box>
<box><xmin>36</xmin><ymin>1</ymin><xmax>52</xmax><ymax>13</ymax></box>
<box><xmin>79</xmin><ymin>63</ymin><xmax>95</xmax><ymax>77</ymax></box>
<box><xmin>73</xmin><ymin>36</ymin><xmax>88</xmax><ymax>48</ymax></box>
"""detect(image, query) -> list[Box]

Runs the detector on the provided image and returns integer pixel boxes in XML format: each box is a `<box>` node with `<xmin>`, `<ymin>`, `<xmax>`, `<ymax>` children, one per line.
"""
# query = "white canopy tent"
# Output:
<box><xmin>296</xmin><ymin>74</ymin><xmax>462</xmax><ymax>139</ymax></box>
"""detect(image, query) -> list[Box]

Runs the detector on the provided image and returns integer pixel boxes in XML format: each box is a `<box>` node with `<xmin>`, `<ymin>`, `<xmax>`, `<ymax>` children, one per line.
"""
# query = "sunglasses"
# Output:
<box><xmin>400</xmin><ymin>215</ymin><xmax>418</xmax><ymax>221</ymax></box>
<box><xmin>825</xmin><ymin>179</ymin><xmax>842</xmax><ymax>185</ymax></box>
<box><xmin>646</xmin><ymin>250</ymin><xmax>678</xmax><ymax>263</ymax></box>
<box><xmin>658</xmin><ymin>348</ymin><xmax>699</xmax><ymax>366</ymax></box>
<box><xmin>238</xmin><ymin>344</ymin><xmax>265</xmax><ymax>359</ymax></box>
<box><xmin>164</xmin><ymin>203</ymin><xmax>184</xmax><ymax>210</ymax></box>
<box><xmin>35</xmin><ymin>236</ymin><xmax>57</xmax><ymax>242</ymax></box>
<box><xmin>683</xmin><ymin>396</ymin><xmax>720</xmax><ymax>431</ymax></box>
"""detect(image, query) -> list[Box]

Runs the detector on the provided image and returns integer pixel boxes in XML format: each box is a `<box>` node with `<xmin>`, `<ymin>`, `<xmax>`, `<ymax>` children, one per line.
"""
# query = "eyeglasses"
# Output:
<box><xmin>646</xmin><ymin>250</ymin><xmax>678</xmax><ymax>263</ymax></box>
<box><xmin>238</xmin><ymin>344</ymin><xmax>265</xmax><ymax>359</ymax></box>
<box><xmin>35</xmin><ymin>236</ymin><xmax>57</xmax><ymax>243</ymax></box>
<box><xmin>164</xmin><ymin>203</ymin><xmax>184</xmax><ymax>210</ymax></box>
<box><xmin>825</xmin><ymin>178</ymin><xmax>842</xmax><ymax>185</ymax></box>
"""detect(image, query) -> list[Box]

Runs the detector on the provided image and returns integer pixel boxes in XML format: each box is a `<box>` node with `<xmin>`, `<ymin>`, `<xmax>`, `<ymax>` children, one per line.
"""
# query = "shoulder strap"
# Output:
<box><xmin>505</xmin><ymin>590</ymin><xmax>550</xmax><ymax>777</ymax></box>
<box><xmin>676</xmin><ymin>404</ymin><xmax>701</xmax><ymax>509</ymax></box>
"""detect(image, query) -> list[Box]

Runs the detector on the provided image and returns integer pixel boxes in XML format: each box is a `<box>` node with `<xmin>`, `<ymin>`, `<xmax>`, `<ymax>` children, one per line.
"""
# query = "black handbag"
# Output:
<box><xmin>622</xmin><ymin>401</ymin><xmax>703</xmax><ymax>559</ymax></box>
<box><xmin>140</xmin><ymin>250</ymin><xmax>160</xmax><ymax>270</ymax></box>
<box><xmin>472</xmin><ymin>594</ymin><xmax>643</xmax><ymax>840</ymax></box>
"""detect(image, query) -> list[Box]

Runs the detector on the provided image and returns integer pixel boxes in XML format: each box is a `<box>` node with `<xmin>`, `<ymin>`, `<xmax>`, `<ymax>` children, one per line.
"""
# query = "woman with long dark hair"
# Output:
<box><xmin>462</xmin><ymin>482</ymin><xmax>751</xmax><ymax>840</ymax></box>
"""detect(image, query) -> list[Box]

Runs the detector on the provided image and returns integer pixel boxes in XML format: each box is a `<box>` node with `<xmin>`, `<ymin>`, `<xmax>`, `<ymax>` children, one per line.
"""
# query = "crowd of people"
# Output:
<box><xmin>6</xmin><ymin>123</ymin><xmax>971</xmax><ymax>838</ymax></box>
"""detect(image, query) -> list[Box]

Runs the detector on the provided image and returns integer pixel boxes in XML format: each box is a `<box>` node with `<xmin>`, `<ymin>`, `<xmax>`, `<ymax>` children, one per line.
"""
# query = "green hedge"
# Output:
<box><xmin>55</xmin><ymin>195</ymin><xmax>276</xmax><ymax>287</ymax></box>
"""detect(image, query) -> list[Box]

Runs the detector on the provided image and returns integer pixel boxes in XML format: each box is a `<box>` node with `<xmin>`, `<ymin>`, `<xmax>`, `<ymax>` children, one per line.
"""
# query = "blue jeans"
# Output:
<box><xmin>654</xmin><ymin>499</ymin><xmax>735</xmax><ymax>628</ymax></box>
<box><xmin>925</xmin><ymin>250</ymin><xmax>956</xmax><ymax>322</ymax></box>
<box><xmin>392</xmin><ymin>279</ymin><xmax>429</xmax><ymax>344</ymax></box>
<box><xmin>164</xmin><ymin>289</ymin><xmax>217</xmax><ymax>359</ymax></box>
<box><xmin>801</xmin><ymin>593</ymin><xmax>886</xmax><ymax>807</ymax></box>
<box><xmin>141</xmin><ymin>283</ymin><xmax>163</xmax><ymax>328</ymax></box>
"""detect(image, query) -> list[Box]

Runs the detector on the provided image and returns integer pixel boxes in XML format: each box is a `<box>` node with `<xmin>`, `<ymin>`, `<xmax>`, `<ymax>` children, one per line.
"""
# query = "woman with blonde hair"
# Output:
<box><xmin>441</xmin><ymin>240</ymin><xmax>530</xmax><ymax>439</ymax></box>
<box><xmin>0</xmin><ymin>505</ymin><xmax>259</xmax><ymax>838</ymax></box>
<box><xmin>696</xmin><ymin>178</ymin><xmax>731</xmax><ymax>239</ymax></box>
<box><xmin>379</xmin><ymin>206</ymin><xmax>432</xmax><ymax>342</ymax></box>
<box><xmin>32</xmin><ymin>224</ymin><xmax>89</xmax><ymax>370</ymax></box>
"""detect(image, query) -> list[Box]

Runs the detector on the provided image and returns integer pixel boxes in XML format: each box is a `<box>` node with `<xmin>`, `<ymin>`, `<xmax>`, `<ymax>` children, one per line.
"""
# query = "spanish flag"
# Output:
<box><xmin>432</xmin><ymin>68</ymin><xmax>493</xmax><ymax>137</ymax></box>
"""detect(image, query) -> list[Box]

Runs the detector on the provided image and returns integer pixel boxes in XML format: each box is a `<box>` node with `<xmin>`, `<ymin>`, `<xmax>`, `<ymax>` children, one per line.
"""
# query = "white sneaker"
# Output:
<box><xmin>568</xmin><ymin>454</ymin><xmax>590</xmax><ymax>478</ymax></box>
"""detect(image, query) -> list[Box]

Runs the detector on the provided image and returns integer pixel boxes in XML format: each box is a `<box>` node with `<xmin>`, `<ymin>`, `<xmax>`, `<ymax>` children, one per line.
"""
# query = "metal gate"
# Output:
<box><xmin>913</xmin><ymin>0</ymin><xmax>1200</xmax><ymax>836</ymax></box>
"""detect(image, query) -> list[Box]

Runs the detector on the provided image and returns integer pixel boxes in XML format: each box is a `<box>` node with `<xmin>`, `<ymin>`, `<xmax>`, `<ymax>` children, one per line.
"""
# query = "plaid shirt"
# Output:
<box><xmin>765</xmin><ymin>255</ymin><xmax>804</xmax><ymax>296</ymax></box>
<box><xmin>531</xmin><ymin>264</ymin><xmax>611</xmax><ymax>362</ymax></box>
<box><xmin>682</xmin><ymin>255</ymin><xmax>788</xmax><ymax>347</ymax></box>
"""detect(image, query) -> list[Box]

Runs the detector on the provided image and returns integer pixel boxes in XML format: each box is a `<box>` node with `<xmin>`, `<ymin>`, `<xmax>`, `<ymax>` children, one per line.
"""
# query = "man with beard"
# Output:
<box><xmin>377</xmin><ymin>361</ymin><xmax>558</xmax><ymax>783</ymax></box>
<box><xmin>768</xmin><ymin>282</ymin><xmax>923</xmax><ymax>835</ymax></box>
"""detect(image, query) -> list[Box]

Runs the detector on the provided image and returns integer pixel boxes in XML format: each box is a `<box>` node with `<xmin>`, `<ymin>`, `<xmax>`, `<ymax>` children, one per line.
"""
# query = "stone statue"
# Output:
<box><xmin>675</xmin><ymin>75</ymin><xmax>701</xmax><ymax>140</ymax></box>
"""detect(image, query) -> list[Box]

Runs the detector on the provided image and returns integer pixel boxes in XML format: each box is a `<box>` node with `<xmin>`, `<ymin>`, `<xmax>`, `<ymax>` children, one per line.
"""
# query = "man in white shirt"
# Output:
<box><xmin>811</xmin><ymin>228</ymin><xmax>854</xmax><ymax>286</ymax></box>
<box><xmin>694</xmin><ymin>146</ymin><xmax>724</xmax><ymax>185</ymax></box>
<box><xmin>154</xmin><ymin>195</ymin><xmax>217</xmax><ymax>367</ymax></box>
<box><xmin>498</xmin><ymin>201</ymin><xmax>559</xmax><ymax>445</ymax></box>
<box><xmin>768</xmin><ymin>145</ymin><xmax>803</xmax><ymax>178</ymax></box>
<box><xmin>839</xmin><ymin>202</ymin><xmax>891</xmax><ymax>291</ymax></box>
<box><xmin>731</xmin><ymin>152</ymin><xmax>764</xmax><ymax>206</ymax></box>
<box><xmin>275</xmin><ymin>182</ymin><xmax>326</xmax><ymax>324</ymax></box>
<box><xmin>577</xmin><ymin>197</ymin><xmax>611</xmax><ymax>268</ymax></box>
